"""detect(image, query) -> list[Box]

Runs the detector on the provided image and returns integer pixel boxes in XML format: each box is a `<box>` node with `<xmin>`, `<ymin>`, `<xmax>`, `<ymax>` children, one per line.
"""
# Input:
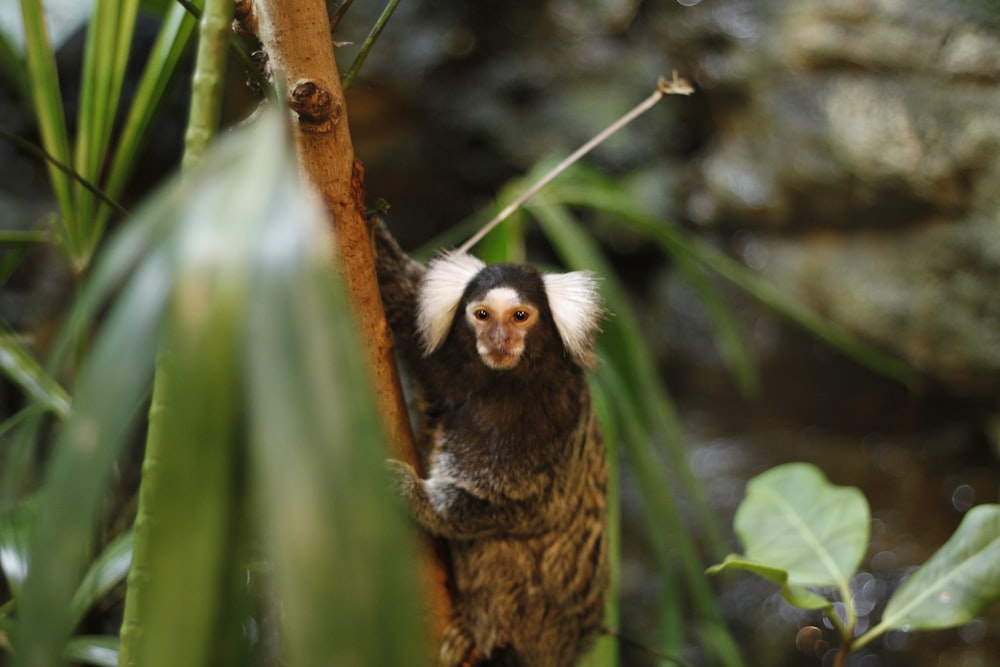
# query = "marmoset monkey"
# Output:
<box><xmin>374</xmin><ymin>222</ymin><xmax>609</xmax><ymax>667</ymax></box>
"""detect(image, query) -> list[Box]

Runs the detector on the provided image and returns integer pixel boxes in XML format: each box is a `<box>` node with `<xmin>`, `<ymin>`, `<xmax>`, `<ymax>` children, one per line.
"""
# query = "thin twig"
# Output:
<box><xmin>0</xmin><ymin>129</ymin><xmax>129</xmax><ymax>217</ymax></box>
<box><xmin>341</xmin><ymin>0</ymin><xmax>400</xmax><ymax>91</ymax></box>
<box><xmin>457</xmin><ymin>71</ymin><xmax>694</xmax><ymax>255</ymax></box>
<box><xmin>328</xmin><ymin>0</ymin><xmax>355</xmax><ymax>32</ymax></box>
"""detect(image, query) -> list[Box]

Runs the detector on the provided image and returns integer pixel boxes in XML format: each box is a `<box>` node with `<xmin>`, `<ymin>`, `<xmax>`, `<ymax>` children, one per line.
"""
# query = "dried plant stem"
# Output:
<box><xmin>458</xmin><ymin>72</ymin><xmax>693</xmax><ymax>254</ymax></box>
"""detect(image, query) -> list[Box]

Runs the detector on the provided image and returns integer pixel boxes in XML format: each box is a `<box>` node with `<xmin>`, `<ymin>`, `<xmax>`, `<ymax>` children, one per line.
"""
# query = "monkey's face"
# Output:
<box><xmin>417</xmin><ymin>252</ymin><xmax>603</xmax><ymax>370</ymax></box>
<box><xmin>464</xmin><ymin>287</ymin><xmax>539</xmax><ymax>370</ymax></box>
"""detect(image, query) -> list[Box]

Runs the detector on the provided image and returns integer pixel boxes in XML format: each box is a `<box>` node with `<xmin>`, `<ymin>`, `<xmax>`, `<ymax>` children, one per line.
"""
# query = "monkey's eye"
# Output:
<box><xmin>474</xmin><ymin>309</ymin><xmax>489</xmax><ymax>321</ymax></box>
<box><xmin>513</xmin><ymin>310</ymin><xmax>530</xmax><ymax>322</ymax></box>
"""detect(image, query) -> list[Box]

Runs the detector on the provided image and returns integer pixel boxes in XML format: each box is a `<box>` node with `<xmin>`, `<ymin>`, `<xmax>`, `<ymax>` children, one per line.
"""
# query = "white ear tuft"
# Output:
<box><xmin>417</xmin><ymin>251</ymin><xmax>486</xmax><ymax>355</ymax></box>
<box><xmin>543</xmin><ymin>271</ymin><xmax>604</xmax><ymax>368</ymax></box>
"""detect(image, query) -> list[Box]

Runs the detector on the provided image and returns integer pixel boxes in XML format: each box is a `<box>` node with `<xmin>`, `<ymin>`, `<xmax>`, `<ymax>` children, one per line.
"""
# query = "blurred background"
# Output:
<box><xmin>2</xmin><ymin>0</ymin><xmax>999</xmax><ymax>665</ymax></box>
<box><xmin>339</xmin><ymin>2</ymin><xmax>1000</xmax><ymax>663</ymax></box>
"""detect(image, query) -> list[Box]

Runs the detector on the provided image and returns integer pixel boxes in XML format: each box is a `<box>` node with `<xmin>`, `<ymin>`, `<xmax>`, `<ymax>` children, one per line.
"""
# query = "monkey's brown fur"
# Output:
<box><xmin>374</xmin><ymin>222</ymin><xmax>609</xmax><ymax>667</ymax></box>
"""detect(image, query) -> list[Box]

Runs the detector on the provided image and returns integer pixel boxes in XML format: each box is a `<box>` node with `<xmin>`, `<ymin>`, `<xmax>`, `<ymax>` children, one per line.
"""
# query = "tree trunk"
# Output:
<box><xmin>242</xmin><ymin>0</ymin><xmax>452</xmax><ymax>645</ymax></box>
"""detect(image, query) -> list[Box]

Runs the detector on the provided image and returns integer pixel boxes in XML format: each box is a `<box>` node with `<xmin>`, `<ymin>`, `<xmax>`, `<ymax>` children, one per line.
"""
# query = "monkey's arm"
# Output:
<box><xmin>388</xmin><ymin>460</ymin><xmax>550</xmax><ymax>540</ymax></box>
<box><xmin>371</xmin><ymin>219</ymin><xmax>426</xmax><ymax>366</ymax></box>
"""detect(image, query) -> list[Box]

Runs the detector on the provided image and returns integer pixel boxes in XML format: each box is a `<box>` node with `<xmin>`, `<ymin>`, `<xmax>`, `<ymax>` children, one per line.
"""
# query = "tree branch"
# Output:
<box><xmin>243</xmin><ymin>0</ymin><xmax>452</xmax><ymax>645</ymax></box>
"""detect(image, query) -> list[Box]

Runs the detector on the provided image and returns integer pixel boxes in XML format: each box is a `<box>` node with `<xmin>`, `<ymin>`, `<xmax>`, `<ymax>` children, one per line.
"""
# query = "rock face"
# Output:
<box><xmin>662</xmin><ymin>0</ymin><xmax>1000</xmax><ymax>397</ymax></box>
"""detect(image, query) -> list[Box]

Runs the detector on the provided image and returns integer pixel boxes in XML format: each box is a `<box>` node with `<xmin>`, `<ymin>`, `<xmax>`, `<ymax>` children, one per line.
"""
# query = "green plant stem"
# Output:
<box><xmin>182</xmin><ymin>0</ymin><xmax>234</xmax><ymax>169</ymax></box>
<box><xmin>0</xmin><ymin>129</ymin><xmax>129</xmax><ymax>218</ymax></box>
<box><xmin>175</xmin><ymin>0</ymin><xmax>271</xmax><ymax>98</ymax></box>
<box><xmin>849</xmin><ymin>618</ymin><xmax>892</xmax><ymax>652</ymax></box>
<box><xmin>341</xmin><ymin>0</ymin><xmax>400</xmax><ymax>91</ymax></box>
<box><xmin>120</xmin><ymin>1</ymin><xmax>233</xmax><ymax>662</ymax></box>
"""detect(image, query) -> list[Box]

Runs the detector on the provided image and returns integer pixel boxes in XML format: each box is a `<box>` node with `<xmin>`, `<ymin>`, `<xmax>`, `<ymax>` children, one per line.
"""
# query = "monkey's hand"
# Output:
<box><xmin>385</xmin><ymin>458</ymin><xmax>422</xmax><ymax>505</ymax></box>
<box><xmin>385</xmin><ymin>459</ymin><xmax>543</xmax><ymax>540</ymax></box>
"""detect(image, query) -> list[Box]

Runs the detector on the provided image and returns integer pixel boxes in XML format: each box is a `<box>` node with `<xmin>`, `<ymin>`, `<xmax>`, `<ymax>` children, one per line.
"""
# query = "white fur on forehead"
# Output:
<box><xmin>543</xmin><ymin>270</ymin><xmax>604</xmax><ymax>368</ymax></box>
<box><xmin>417</xmin><ymin>251</ymin><xmax>486</xmax><ymax>355</ymax></box>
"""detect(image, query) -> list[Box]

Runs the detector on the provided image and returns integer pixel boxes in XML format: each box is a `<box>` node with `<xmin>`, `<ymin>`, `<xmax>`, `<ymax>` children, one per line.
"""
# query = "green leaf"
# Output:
<box><xmin>707</xmin><ymin>556</ymin><xmax>831</xmax><ymax>610</ymax></box>
<box><xmin>117</xmin><ymin>97</ymin><xmax>281</xmax><ymax>667</ymax></box>
<box><xmin>581</xmin><ymin>377</ymin><xmax>620</xmax><ymax>667</ymax></box>
<box><xmin>244</xmin><ymin>149</ymin><xmax>428</xmax><ymax>666</ymax></box>
<box><xmin>0</xmin><ymin>330</ymin><xmax>71</xmax><ymax>419</ymax></box>
<box><xmin>69</xmin><ymin>530</ymin><xmax>133</xmax><ymax>628</ymax></box>
<box><xmin>710</xmin><ymin>463</ymin><xmax>869</xmax><ymax>593</ymax></box>
<box><xmin>64</xmin><ymin>635</ymin><xmax>119</xmax><ymax>667</ymax></box>
<box><xmin>539</xmin><ymin>164</ymin><xmax>915</xmax><ymax>388</ymax></box>
<box><xmin>19</xmin><ymin>0</ymin><xmax>77</xmax><ymax>251</ymax></box>
<box><xmin>0</xmin><ymin>29</ymin><xmax>29</xmax><ymax>109</ymax></box>
<box><xmin>74</xmin><ymin>0</ymin><xmax>140</xmax><ymax>254</ymax></box>
<box><xmin>880</xmin><ymin>504</ymin><xmax>1000</xmax><ymax>631</ymax></box>
<box><xmin>11</xmin><ymin>217</ymin><xmax>169</xmax><ymax>666</ymax></box>
<box><xmin>97</xmin><ymin>1</ymin><xmax>200</xmax><ymax>240</ymax></box>
<box><xmin>529</xmin><ymin>199</ymin><xmax>730</xmax><ymax>557</ymax></box>
<box><xmin>0</xmin><ymin>501</ymin><xmax>35</xmax><ymax>598</ymax></box>
<box><xmin>474</xmin><ymin>184</ymin><xmax>527</xmax><ymax>265</ymax></box>
<box><xmin>540</xmin><ymin>166</ymin><xmax>760</xmax><ymax>397</ymax></box>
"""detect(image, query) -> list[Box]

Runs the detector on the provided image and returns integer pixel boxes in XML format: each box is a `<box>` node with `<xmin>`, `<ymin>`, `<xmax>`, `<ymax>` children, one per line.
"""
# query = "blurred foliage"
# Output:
<box><xmin>9</xmin><ymin>0</ymin><xmax>198</xmax><ymax>273</ymax></box>
<box><xmin>3</xmin><ymin>107</ymin><xmax>428</xmax><ymax>666</ymax></box>
<box><xmin>2</xmin><ymin>1</ymin><xmax>427</xmax><ymax>664</ymax></box>
<box><xmin>0</xmin><ymin>1</ymin><xmax>927</xmax><ymax>666</ymax></box>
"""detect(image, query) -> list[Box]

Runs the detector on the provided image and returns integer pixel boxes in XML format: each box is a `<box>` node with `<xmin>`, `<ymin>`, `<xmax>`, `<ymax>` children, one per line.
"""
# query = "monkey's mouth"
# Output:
<box><xmin>480</xmin><ymin>351</ymin><xmax>521</xmax><ymax>370</ymax></box>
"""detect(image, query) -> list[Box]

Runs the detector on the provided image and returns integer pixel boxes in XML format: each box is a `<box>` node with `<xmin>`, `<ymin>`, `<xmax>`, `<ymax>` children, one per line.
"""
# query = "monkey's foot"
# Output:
<box><xmin>441</xmin><ymin>621</ymin><xmax>477</xmax><ymax>667</ymax></box>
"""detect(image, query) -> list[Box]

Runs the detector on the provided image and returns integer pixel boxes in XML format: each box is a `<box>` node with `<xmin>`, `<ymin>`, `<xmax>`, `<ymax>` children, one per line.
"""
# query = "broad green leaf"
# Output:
<box><xmin>118</xmin><ymin>97</ymin><xmax>280</xmax><ymax>667</ymax></box>
<box><xmin>707</xmin><ymin>556</ymin><xmax>831</xmax><ymax>610</ymax></box>
<box><xmin>244</xmin><ymin>139</ymin><xmax>428</xmax><ymax>665</ymax></box>
<box><xmin>881</xmin><ymin>504</ymin><xmax>1000</xmax><ymax>631</ymax></box>
<box><xmin>711</xmin><ymin>463</ymin><xmax>869</xmax><ymax>591</ymax></box>
<box><xmin>14</xmin><ymin>49</ymin><xmax>249</xmax><ymax>664</ymax></box>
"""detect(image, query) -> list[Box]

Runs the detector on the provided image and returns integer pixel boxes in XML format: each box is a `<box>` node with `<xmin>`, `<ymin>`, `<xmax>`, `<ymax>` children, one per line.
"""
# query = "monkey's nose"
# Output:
<box><xmin>487</xmin><ymin>327</ymin><xmax>510</xmax><ymax>346</ymax></box>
